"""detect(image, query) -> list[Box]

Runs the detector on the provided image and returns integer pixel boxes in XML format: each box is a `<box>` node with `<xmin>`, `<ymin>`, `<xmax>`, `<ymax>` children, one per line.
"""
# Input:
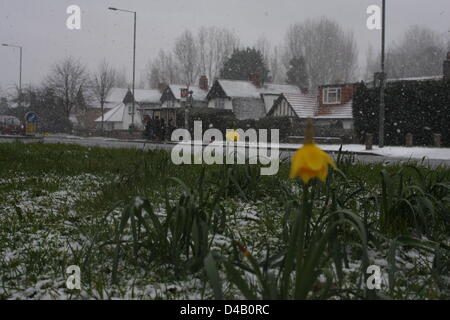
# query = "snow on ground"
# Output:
<box><xmin>288</xmin><ymin>144</ymin><xmax>450</xmax><ymax>161</ymax></box>
<box><xmin>178</xmin><ymin>140</ymin><xmax>450</xmax><ymax>161</ymax></box>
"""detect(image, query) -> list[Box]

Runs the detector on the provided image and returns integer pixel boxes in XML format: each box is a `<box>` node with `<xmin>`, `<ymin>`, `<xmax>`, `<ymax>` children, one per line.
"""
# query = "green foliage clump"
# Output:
<box><xmin>220</xmin><ymin>47</ymin><xmax>270</xmax><ymax>83</ymax></box>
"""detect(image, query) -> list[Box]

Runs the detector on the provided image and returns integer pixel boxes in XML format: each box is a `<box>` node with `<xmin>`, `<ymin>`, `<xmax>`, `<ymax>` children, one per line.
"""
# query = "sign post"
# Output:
<box><xmin>25</xmin><ymin>112</ymin><xmax>38</xmax><ymax>136</ymax></box>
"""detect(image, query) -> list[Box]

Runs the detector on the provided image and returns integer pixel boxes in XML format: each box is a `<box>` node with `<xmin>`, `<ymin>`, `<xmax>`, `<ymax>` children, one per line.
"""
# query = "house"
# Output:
<box><xmin>95</xmin><ymin>88</ymin><xmax>162</xmax><ymax>131</ymax></box>
<box><xmin>206</xmin><ymin>77</ymin><xmax>301</xmax><ymax>120</ymax></box>
<box><xmin>316</xmin><ymin>83</ymin><xmax>354</xmax><ymax>129</ymax></box>
<box><xmin>268</xmin><ymin>83</ymin><xmax>355</xmax><ymax>131</ymax></box>
<box><xmin>148</xmin><ymin>76</ymin><xmax>210</xmax><ymax>126</ymax></box>
<box><xmin>268</xmin><ymin>52</ymin><xmax>450</xmax><ymax>139</ymax></box>
<box><xmin>134</xmin><ymin>88</ymin><xmax>163</xmax><ymax>117</ymax></box>
<box><xmin>268</xmin><ymin>93</ymin><xmax>317</xmax><ymax>119</ymax></box>
<box><xmin>259</xmin><ymin>83</ymin><xmax>302</xmax><ymax>113</ymax></box>
<box><xmin>87</xmin><ymin>87</ymin><xmax>129</xmax><ymax>131</ymax></box>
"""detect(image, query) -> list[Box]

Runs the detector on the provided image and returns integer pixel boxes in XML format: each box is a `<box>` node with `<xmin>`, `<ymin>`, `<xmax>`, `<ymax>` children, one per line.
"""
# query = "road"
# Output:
<box><xmin>1</xmin><ymin>135</ymin><xmax>449</xmax><ymax>168</ymax></box>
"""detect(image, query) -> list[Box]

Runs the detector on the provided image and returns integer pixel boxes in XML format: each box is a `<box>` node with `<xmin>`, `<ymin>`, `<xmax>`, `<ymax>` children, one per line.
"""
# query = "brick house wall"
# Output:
<box><xmin>84</xmin><ymin>108</ymin><xmax>104</xmax><ymax>130</ymax></box>
<box><xmin>318</xmin><ymin>84</ymin><xmax>354</xmax><ymax>113</ymax></box>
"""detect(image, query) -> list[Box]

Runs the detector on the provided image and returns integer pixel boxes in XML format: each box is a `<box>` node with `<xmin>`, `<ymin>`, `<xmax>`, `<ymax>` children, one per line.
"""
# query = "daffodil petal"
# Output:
<box><xmin>299</xmin><ymin>168</ymin><xmax>315</xmax><ymax>183</ymax></box>
<box><xmin>289</xmin><ymin>148</ymin><xmax>306</xmax><ymax>178</ymax></box>
<box><xmin>304</xmin><ymin>146</ymin><xmax>324</xmax><ymax>171</ymax></box>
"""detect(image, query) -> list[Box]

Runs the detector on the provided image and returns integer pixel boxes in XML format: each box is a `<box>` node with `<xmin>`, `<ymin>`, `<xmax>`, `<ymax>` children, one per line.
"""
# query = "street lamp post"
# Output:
<box><xmin>379</xmin><ymin>0</ymin><xmax>386</xmax><ymax>148</ymax></box>
<box><xmin>108</xmin><ymin>7</ymin><xmax>137</xmax><ymax>127</ymax></box>
<box><xmin>2</xmin><ymin>43</ymin><xmax>23</xmax><ymax>107</ymax></box>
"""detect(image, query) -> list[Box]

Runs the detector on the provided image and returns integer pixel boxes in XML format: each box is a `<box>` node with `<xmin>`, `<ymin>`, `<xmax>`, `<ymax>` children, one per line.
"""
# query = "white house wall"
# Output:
<box><xmin>207</xmin><ymin>98</ymin><xmax>233</xmax><ymax>110</ymax></box>
<box><xmin>272</xmin><ymin>100</ymin><xmax>295</xmax><ymax>117</ymax></box>
<box><xmin>262</xmin><ymin>95</ymin><xmax>279</xmax><ymax>114</ymax></box>
<box><xmin>122</xmin><ymin>104</ymin><xmax>143</xmax><ymax>129</ymax></box>
<box><xmin>161</xmin><ymin>100</ymin><xmax>182</xmax><ymax>109</ymax></box>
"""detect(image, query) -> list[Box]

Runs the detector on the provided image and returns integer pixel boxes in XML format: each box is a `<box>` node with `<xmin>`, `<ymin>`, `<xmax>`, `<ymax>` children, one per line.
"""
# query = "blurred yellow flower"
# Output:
<box><xmin>289</xmin><ymin>119</ymin><xmax>336</xmax><ymax>183</ymax></box>
<box><xmin>226</xmin><ymin>129</ymin><xmax>240</xmax><ymax>142</ymax></box>
<box><xmin>289</xmin><ymin>143</ymin><xmax>336</xmax><ymax>183</ymax></box>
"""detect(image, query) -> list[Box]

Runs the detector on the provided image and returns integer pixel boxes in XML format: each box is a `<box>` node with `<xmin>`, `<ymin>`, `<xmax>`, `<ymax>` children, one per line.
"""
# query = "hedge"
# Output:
<box><xmin>175</xmin><ymin>108</ymin><xmax>293</xmax><ymax>141</ymax></box>
<box><xmin>353</xmin><ymin>80</ymin><xmax>450</xmax><ymax>147</ymax></box>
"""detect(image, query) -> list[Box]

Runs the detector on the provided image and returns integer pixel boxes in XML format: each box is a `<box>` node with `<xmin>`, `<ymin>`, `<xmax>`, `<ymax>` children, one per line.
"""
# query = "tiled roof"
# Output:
<box><xmin>316</xmin><ymin>100</ymin><xmax>353</xmax><ymax>119</ymax></box>
<box><xmin>216</xmin><ymin>80</ymin><xmax>301</xmax><ymax>99</ymax></box>
<box><xmin>283</xmin><ymin>93</ymin><xmax>317</xmax><ymax>118</ymax></box>
<box><xmin>217</xmin><ymin>80</ymin><xmax>261</xmax><ymax>98</ymax></box>
<box><xmin>270</xmin><ymin>93</ymin><xmax>353</xmax><ymax>120</ymax></box>
<box><xmin>259</xmin><ymin>83</ymin><xmax>301</xmax><ymax>95</ymax></box>
<box><xmin>133</xmin><ymin>89</ymin><xmax>162</xmax><ymax>103</ymax></box>
<box><xmin>91</xmin><ymin>88</ymin><xmax>162</xmax><ymax>108</ymax></box>
<box><xmin>168</xmin><ymin>85</ymin><xmax>208</xmax><ymax>101</ymax></box>
<box><xmin>386</xmin><ymin>75</ymin><xmax>443</xmax><ymax>83</ymax></box>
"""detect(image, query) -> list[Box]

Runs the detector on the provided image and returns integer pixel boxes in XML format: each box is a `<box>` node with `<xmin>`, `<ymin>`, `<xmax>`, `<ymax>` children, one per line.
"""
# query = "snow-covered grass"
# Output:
<box><xmin>0</xmin><ymin>142</ymin><xmax>448</xmax><ymax>300</ymax></box>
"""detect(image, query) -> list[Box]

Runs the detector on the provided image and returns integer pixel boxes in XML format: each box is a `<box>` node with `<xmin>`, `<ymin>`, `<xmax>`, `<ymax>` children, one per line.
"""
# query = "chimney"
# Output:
<box><xmin>199</xmin><ymin>75</ymin><xmax>208</xmax><ymax>91</ymax></box>
<box><xmin>444</xmin><ymin>52</ymin><xmax>450</xmax><ymax>81</ymax></box>
<box><xmin>158</xmin><ymin>82</ymin><xmax>167</xmax><ymax>93</ymax></box>
<box><xmin>249</xmin><ymin>73</ymin><xmax>261</xmax><ymax>88</ymax></box>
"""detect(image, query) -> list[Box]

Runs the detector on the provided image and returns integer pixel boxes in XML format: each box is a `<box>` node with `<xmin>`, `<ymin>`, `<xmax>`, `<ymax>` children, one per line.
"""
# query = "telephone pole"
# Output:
<box><xmin>379</xmin><ymin>0</ymin><xmax>386</xmax><ymax>148</ymax></box>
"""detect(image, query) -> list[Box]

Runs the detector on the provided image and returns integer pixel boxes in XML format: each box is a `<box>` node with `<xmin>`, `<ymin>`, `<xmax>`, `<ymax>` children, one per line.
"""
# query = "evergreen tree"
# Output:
<box><xmin>220</xmin><ymin>47</ymin><xmax>270</xmax><ymax>83</ymax></box>
<box><xmin>286</xmin><ymin>56</ymin><xmax>309</xmax><ymax>92</ymax></box>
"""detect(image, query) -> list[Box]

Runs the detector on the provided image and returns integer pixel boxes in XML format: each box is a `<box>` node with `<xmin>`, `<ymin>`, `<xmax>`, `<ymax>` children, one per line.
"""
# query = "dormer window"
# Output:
<box><xmin>323</xmin><ymin>87</ymin><xmax>341</xmax><ymax>105</ymax></box>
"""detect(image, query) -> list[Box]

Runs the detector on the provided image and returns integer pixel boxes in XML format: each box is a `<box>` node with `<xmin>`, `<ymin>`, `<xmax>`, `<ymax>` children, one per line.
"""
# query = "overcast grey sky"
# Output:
<box><xmin>1</xmin><ymin>0</ymin><xmax>449</xmax><ymax>91</ymax></box>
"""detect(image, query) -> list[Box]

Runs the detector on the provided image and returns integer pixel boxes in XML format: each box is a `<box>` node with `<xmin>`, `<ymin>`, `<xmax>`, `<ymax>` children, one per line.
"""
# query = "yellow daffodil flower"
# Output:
<box><xmin>289</xmin><ymin>119</ymin><xmax>336</xmax><ymax>183</ymax></box>
<box><xmin>226</xmin><ymin>129</ymin><xmax>240</xmax><ymax>142</ymax></box>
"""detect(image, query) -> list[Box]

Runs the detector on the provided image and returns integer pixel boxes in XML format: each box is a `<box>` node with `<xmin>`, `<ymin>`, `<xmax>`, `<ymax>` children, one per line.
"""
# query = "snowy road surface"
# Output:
<box><xmin>1</xmin><ymin>134</ymin><xmax>450</xmax><ymax>167</ymax></box>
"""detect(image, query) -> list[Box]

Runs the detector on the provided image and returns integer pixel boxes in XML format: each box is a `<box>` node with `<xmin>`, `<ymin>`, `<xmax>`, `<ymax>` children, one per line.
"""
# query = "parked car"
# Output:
<box><xmin>0</xmin><ymin>115</ymin><xmax>24</xmax><ymax>135</ymax></box>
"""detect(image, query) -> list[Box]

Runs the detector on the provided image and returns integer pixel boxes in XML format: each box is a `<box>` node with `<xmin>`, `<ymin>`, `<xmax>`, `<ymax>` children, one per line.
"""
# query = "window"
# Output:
<box><xmin>215</xmin><ymin>98</ymin><xmax>225</xmax><ymax>109</ymax></box>
<box><xmin>323</xmin><ymin>87</ymin><xmax>342</xmax><ymax>105</ymax></box>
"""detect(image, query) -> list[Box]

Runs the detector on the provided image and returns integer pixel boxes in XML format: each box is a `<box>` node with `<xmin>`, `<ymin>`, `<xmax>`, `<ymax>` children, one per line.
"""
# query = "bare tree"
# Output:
<box><xmin>115</xmin><ymin>66</ymin><xmax>129</xmax><ymax>88</ymax></box>
<box><xmin>147</xmin><ymin>64</ymin><xmax>161</xmax><ymax>89</ymax></box>
<box><xmin>385</xmin><ymin>25</ymin><xmax>447</xmax><ymax>78</ymax></box>
<box><xmin>145</xmin><ymin>27</ymin><xmax>239</xmax><ymax>88</ymax></box>
<box><xmin>254</xmin><ymin>36</ymin><xmax>285</xmax><ymax>83</ymax></box>
<box><xmin>45</xmin><ymin>57</ymin><xmax>87</xmax><ymax>118</ymax></box>
<box><xmin>283</xmin><ymin>17</ymin><xmax>358</xmax><ymax>91</ymax></box>
<box><xmin>270</xmin><ymin>46</ymin><xmax>285</xmax><ymax>84</ymax></box>
<box><xmin>197</xmin><ymin>26</ymin><xmax>240</xmax><ymax>82</ymax></box>
<box><xmin>90</xmin><ymin>61</ymin><xmax>116</xmax><ymax>132</ymax></box>
<box><xmin>174</xmin><ymin>30</ymin><xmax>199</xmax><ymax>85</ymax></box>
<box><xmin>364</xmin><ymin>44</ymin><xmax>380</xmax><ymax>82</ymax></box>
<box><xmin>146</xmin><ymin>50</ymin><xmax>180</xmax><ymax>88</ymax></box>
